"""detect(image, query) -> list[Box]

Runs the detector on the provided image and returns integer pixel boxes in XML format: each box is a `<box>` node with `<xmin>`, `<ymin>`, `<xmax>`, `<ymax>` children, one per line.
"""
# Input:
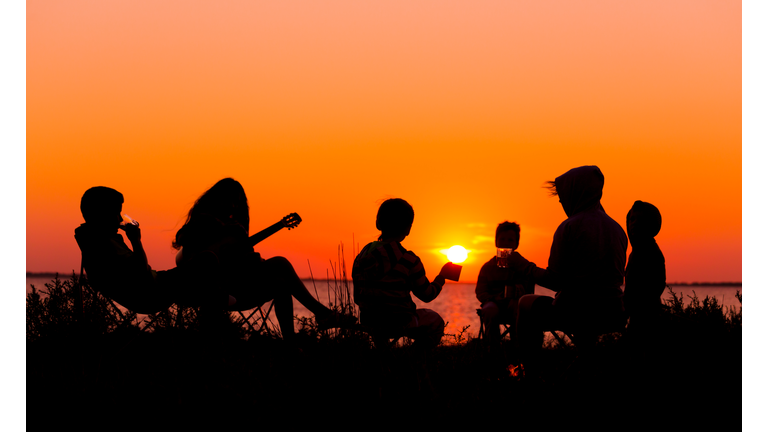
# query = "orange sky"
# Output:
<box><xmin>26</xmin><ymin>0</ymin><xmax>741</xmax><ymax>283</ymax></box>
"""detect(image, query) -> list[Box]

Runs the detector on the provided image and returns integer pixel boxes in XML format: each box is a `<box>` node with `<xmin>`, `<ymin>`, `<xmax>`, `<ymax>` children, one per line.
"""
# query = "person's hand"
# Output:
<box><xmin>438</xmin><ymin>262</ymin><xmax>453</xmax><ymax>280</ymax></box>
<box><xmin>120</xmin><ymin>220</ymin><xmax>141</xmax><ymax>243</ymax></box>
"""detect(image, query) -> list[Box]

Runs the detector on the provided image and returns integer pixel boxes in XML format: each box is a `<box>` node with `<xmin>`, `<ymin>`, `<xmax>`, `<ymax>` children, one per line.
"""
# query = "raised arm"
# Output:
<box><xmin>409</xmin><ymin>259</ymin><xmax>450</xmax><ymax>303</ymax></box>
<box><xmin>120</xmin><ymin>221</ymin><xmax>150</xmax><ymax>272</ymax></box>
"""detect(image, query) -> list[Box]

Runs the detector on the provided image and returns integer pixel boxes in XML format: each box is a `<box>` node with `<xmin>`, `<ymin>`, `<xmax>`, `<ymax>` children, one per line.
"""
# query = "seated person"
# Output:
<box><xmin>503</xmin><ymin>166</ymin><xmax>628</xmax><ymax>374</ymax></box>
<box><xmin>74</xmin><ymin>186</ymin><xmax>185</xmax><ymax>314</ymax></box>
<box><xmin>352</xmin><ymin>198</ymin><xmax>452</xmax><ymax>350</ymax></box>
<box><xmin>172</xmin><ymin>178</ymin><xmax>356</xmax><ymax>341</ymax></box>
<box><xmin>623</xmin><ymin>200</ymin><xmax>666</xmax><ymax>340</ymax></box>
<box><xmin>475</xmin><ymin>221</ymin><xmax>535</xmax><ymax>344</ymax></box>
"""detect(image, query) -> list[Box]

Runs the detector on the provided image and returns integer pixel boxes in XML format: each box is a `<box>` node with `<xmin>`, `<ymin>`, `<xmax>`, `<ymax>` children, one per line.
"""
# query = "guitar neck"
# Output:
<box><xmin>247</xmin><ymin>220</ymin><xmax>285</xmax><ymax>247</ymax></box>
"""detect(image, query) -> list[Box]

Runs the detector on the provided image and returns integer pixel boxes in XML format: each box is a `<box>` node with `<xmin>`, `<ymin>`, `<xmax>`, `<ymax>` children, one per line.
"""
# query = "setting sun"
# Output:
<box><xmin>441</xmin><ymin>245</ymin><xmax>469</xmax><ymax>264</ymax></box>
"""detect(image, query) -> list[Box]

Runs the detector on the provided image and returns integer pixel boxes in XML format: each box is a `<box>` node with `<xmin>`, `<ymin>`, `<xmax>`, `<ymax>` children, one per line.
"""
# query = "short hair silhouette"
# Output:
<box><xmin>376</xmin><ymin>198</ymin><xmax>414</xmax><ymax>240</ymax></box>
<box><xmin>496</xmin><ymin>221</ymin><xmax>520</xmax><ymax>238</ymax></box>
<box><xmin>628</xmin><ymin>200</ymin><xmax>662</xmax><ymax>239</ymax></box>
<box><xmin>80</xmin><ymin>186</ymin><xmax>123</xmax><ymax>223</ymax></box>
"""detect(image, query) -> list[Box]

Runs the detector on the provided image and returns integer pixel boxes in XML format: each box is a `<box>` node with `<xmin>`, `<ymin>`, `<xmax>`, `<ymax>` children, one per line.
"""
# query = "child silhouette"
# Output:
<box><xmin>475</xmin><ymin>222</ymin><xmax>535</xmax><ymax>345</ymax></box>
<box><xmin>74</xmin><ymin>186</ymin><xmax>182</xmax><ymax>314</ymax></box>
<box><xmin>623</xmin><ymin>200</ymin><xmax>666</xmax><ymax>340</ymax></box>
<box><xmin>352</xmin><ymin>198</ymin><xmax>453</xmax><ymax>349</ymax></box>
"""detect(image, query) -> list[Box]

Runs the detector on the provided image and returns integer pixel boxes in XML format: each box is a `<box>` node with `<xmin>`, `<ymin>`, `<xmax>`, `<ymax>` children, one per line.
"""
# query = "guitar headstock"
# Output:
<box><xmin>282</xmin><ymin>213</ymin><xmax>302</xmax><ymax>230</ymax></box>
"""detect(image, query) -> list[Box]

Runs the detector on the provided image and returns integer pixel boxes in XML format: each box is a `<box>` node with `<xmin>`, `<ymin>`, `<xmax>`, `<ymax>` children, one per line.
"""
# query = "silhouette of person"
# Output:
<box><xmin>623</xmin><ymin>200</ymin><xmax>666</xmax><ymax>340</ymax></box>
<box><xmin>352</xmin><ymin>198</ymin><xmax>453</xmax><ymax>350</ymax></box>
<box><xmin>74</xmin><ymin>187</ymin><xmax>183</xmax><ymax>314</ymax></box>
<box><xmin>505</xmin><ymin>166</ymin><xmax>628</xmax><ymax>373</ymax></box>
<box><xmin>173</xmin><ymin>178</ymin><xmax>356</xmax><ymax>340</ymax></box>
<box><xmin>475</xmin><ymin>221</ymin><xmax>535</xmax><ymax>345</ymax></box>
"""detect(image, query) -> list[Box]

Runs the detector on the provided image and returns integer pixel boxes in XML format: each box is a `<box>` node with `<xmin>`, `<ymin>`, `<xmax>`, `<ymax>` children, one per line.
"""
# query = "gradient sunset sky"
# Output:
<box><xmin>26</xmin><ymin>0</ymin><xmax>742</xmax><ymax>283</ymax></box>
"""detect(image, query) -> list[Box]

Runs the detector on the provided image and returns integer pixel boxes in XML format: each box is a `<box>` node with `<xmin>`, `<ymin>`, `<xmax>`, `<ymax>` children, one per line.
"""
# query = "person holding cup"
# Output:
<box><xmin>352</xmin><ymin>198</ymin><xmax>455</xmax><ymax>350</ymax></box>
<box><xmin>475</xmin><ymin>222</ymin><xmax>536</xmax><ymax>347</ymax></box>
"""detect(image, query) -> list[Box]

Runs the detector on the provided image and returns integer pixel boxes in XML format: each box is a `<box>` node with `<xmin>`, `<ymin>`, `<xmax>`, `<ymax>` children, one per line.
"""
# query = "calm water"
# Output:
<box><xmin>26</xmin><ymin>276</ymin><xmax>742</xmax><ymax>338</ymax></box>
<box><xmin>300</xmin><ymin>282</ymin><xmax>742</xmax><ymax>339</ymax></box>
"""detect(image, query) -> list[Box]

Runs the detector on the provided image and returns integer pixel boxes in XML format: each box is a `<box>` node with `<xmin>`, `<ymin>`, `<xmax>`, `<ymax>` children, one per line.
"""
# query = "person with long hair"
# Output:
<box><xmin>173</xmin><ymin>178</ymin><xmax>356</xmax><ymax>340</ymax></box>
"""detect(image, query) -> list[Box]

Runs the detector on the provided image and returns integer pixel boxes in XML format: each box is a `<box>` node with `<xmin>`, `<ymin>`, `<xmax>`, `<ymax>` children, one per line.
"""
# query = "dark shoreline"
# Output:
<box><xmin>26</xmin><ymin>272</ymin><xmax>75</xmax><ymax>278</ymax></box>
<box><xmin>666</xmin><ymin>281</ymin><xmax>743</xmax><ymax>286</ymax></box>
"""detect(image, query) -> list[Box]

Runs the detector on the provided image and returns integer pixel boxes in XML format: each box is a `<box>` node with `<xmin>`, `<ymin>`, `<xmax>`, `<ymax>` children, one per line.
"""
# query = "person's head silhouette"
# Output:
<box><xmin>376</xmin><ymin>198</ymin><xmax>414</xmax><ymax>241</ymax></box>
<box><xmin>188</xmin><ymin>178</ymin><xmax>250</xmax><ymax>231</ymax></box>
<box><xmin>495</xmin><ymin>221</ymin><xmax>520</xmax><ymax>250</ymax></box>
<box><xmin>80</xmin><ymin>186</ymin><xmax>124</xmax><ymax>230</ymax></box>
<box><xmin>545</xmin><ymin>166</ymin><xmax>605</xmax><ymax>218</ymax></box>
<box><xmin>626</xmin><ymin>200</ymin><xmax>661</xmax><ymax>244</ymax></box>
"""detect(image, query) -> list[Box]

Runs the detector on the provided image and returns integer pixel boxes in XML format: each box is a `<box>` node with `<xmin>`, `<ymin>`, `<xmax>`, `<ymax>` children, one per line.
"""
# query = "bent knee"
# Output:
<box><xmin>417</xmin><ymin>309</ymin><xmax>445</xmax><ymax>330</ymax></box>
<box><xmin>519</xmin><ymin>294</ymin><xmax>550</xmax><ymax>312</ymax></box>
<box><xmin>264</xmin><ymin>256</ymin><xmax>295</xmax><ymax>272</ymax></box>
<box><xmin>481</xmin><ymin>302</ymin><xmax>500</xmax><ymax>321</ymax></box>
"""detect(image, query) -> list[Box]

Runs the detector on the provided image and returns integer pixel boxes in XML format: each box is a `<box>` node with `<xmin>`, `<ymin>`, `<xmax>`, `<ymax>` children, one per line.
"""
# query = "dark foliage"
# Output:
<box><xmin>27</xmin><ymin>275</ymin><xmax>741</xmax><ymax>428</ymax></box>
<box><xmin>26</xmin><ymin>272</ymin><xmax>138</xmax><ymax>342</ymax></box>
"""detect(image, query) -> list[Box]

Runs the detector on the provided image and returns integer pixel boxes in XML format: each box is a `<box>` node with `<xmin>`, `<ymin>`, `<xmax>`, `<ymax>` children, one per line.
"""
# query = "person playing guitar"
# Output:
<box><xmin>175</xmin><ymin>212</ymin><xmax>302</xmax><ymax>267</ymax></box>
<box><xmin>172</xmin><ymin>178</ymin><xmax>356</xmax><ymax>338</ymax></box>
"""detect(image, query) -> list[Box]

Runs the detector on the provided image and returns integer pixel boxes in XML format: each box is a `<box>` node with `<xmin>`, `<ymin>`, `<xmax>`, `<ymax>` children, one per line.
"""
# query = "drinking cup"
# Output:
<box><xmin>444</xmin><ymin>262</ymin><xmax>462</xmax><ymax>281</ymax></box>
<box><xmin>497</xmin><ymin>248</ymin><xmax>514</xmax><ymax>268</ymax></box>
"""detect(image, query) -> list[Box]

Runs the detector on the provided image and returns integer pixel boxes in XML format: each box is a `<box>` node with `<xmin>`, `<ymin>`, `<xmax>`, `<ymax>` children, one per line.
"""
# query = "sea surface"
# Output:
<box><xmin>26</xmin><ymin>275</ymin><xmax>742</xmax><ymax>338</ymax></box>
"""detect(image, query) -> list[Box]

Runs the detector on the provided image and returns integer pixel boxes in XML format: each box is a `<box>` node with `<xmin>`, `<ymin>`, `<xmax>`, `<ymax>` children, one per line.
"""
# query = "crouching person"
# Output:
<box><xmin>352</xmin><ymin>198</ymin><xmax>452</xmax><ymax>350</ymax></box>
